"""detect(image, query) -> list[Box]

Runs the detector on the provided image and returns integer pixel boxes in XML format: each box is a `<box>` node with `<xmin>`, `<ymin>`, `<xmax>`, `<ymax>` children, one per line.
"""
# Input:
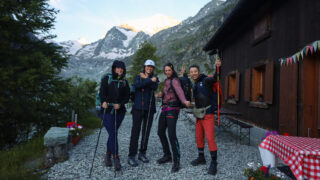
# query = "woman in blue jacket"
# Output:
<box><xmin>128</xmin><ymin>59</ymin><xmax>159</xmax><ymax>166</ymax></box>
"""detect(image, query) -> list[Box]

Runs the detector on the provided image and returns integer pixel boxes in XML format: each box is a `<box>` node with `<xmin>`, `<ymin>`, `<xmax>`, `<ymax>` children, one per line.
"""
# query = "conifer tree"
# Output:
<box><xmin>128</xmin><ymin>42</ymin><xmax>160</xmax><ymax>83</ymax></box>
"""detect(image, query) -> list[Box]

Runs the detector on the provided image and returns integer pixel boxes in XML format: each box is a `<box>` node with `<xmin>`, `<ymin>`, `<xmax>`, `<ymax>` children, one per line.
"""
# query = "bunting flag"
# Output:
<box><xmin>296</xmin><ymin>52</ymin><xmax>300</xmax><ymax>61</ymax></box>
<box><xmin>313</xmin><ymin>41</ymin><xmax>318</xmax><ymax>51</ymax></box>
<box><xmin>279</xmin><ymin>40</ymin><xmax>319</xmax><ymax>67</ymax></box>
<box><xmin>304</xmin><ymin>47</ymin><xmax>308</xmax><ymax>55</ymax></box>
<box><xmin>310</xmin><ymin>45</ymin><xmax>314</xmax><ymax>54</ymax></box>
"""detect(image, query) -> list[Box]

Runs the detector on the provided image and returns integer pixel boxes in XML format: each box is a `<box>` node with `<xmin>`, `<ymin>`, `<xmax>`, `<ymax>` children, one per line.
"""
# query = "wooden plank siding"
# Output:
<box><xmin>279</xmin><ymin>63</ymin><xmax>298</xmax><ymax>135</ymax></box>
<box><xmin>224</xmin><ymin>76</ymin><xmax>228</xmax><ymax>100</ymax></box>
<box><xmin>207</xmin><ymin>0</ymin><xmax>320</xmax><ymax>130</ymax></box>
<box><xmin>265</xmin><ymin>62</ymin><xmax>274</xmax><ymax>104</ymax></box>
<box><xmin>244</xmin><ymin>69</ymin><xmax>251</xmax><ymax>102</ymax></box>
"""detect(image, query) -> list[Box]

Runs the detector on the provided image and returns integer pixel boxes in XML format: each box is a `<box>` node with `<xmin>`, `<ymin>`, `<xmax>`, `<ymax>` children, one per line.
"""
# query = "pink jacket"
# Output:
<box><xmin>163</xmin><ymin>77</ymin><xmax>187</xmax><ymax>104</ymax></box>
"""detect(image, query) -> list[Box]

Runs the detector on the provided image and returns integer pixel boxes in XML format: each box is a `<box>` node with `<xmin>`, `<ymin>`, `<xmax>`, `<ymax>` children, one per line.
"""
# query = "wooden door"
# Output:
<box><xmin>279</xmin><ymin>63</ymin><xmax>298</xmax><ymax>135</ymax></box>
<box><xmin>302</xmin><ymin>52</ymin><xmax>320</xmax><ymax>138</ymax></box>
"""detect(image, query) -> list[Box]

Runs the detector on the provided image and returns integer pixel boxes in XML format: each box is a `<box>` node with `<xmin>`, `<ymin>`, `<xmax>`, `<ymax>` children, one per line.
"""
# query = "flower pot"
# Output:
<box><xmin>259</xmin><ymin>147</ymin><xmax>276</xmax><ymax>167</ymax></box>
<box><xmin>72</xmin><ymin>136</ymin><xmax>80</xmax><ymax>146</ymax></box>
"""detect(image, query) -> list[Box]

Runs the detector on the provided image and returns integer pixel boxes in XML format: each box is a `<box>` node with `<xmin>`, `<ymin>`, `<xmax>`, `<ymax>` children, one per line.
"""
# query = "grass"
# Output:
<box><xmin>0</xmin><ymin>135</ymin><xmax>45</xmax><ymax>180</ymax></box>
<box><xmin>79</xmin><ymin>113</ymin><xmax>102</xmax><ymax>137</ymax></box>
<box><xmin>0</xmin><ymin>113</ymin><xmax>101</xmax><ymax>180</ymax></box>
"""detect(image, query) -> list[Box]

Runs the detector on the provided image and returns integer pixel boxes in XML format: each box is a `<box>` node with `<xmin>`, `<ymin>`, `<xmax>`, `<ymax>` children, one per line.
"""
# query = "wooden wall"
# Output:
<box><xmin>218</xmin><ymin>0</ymin><xmax>320</xmax><ymax>130</ymax></box>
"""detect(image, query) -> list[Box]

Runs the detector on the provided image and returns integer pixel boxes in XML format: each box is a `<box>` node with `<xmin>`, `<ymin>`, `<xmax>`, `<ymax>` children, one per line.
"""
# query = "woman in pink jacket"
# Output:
<box><xmin>157</xmin><ymin>63</ymin><xmax>190</xmax><ymax>173</ymax></box>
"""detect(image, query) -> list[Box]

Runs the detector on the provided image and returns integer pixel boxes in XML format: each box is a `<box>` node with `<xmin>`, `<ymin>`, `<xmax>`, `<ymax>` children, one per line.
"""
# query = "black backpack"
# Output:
<box><xmin>168</xmin><ymin>76</ymin><xmax>192</xmax><ymax>108</ymax></box>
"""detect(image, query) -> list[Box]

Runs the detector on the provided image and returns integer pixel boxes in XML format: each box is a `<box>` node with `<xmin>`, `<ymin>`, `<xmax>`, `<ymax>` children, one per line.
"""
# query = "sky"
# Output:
<box><xmin>49</xmin><ymin>0</ymin><xmax>212</xmax><ymax>44</ymax></box>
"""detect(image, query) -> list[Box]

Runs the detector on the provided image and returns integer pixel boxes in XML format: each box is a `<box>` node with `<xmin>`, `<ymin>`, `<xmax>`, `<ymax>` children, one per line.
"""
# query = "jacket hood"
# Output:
<box><xmin>112</xmin><ymin>60</ymin><xmax>126</xmax><ymax>79</ymax></box>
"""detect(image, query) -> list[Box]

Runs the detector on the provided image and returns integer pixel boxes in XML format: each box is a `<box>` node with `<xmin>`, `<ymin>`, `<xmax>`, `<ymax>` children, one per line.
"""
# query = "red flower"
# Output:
<box><xmin>260</xmin><ymin>166</ymin><xmax>267</xmax><ymax>174</ymax></box>
<box><xmin>283</xmin><ymin>132</ymin><xmax>290</xmax><ymax>136</ymax></box>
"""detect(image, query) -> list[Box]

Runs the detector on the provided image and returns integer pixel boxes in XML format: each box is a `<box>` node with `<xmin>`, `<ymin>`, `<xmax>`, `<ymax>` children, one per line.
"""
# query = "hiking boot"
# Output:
<box><xmin>157</xmin><ymin>154</ymin><xmax>172</xmax><ymax>164</ymax></box>
<box><xmin>171</xmin><ymin>162</ymin><xmax>180</xmax><ymax>173</ymax></box>
<box><xmin>138</xmin><ymin>153</ymin><xmax>149</xmax><ymax>163</ymax></box>
<box><xmin>128</xmin><ymin>156</ymin><xmax>138</xmax><ymax>167</ymax></box>
<box><xmin>208</xmin><ymin>160</ymin><xmax>217</xmax><ymax>175</ymax></box>
<box><xmin>190</xmin><ymin>156</ymin><xmax>206</xmax><ymax>166</ymax></box>
<box><xmin>114</xmin><ymin>156</ymin><xmax>121</xmax><ymax>171</ymax></box>
<box><xmin>105</xmin><ymin>154</ymin><xmax>112</xmax><ymax>167</ymax></box>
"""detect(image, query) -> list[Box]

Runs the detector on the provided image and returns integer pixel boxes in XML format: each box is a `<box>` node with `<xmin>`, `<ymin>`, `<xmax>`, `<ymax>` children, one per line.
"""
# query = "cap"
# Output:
<box><xmin>144</xmin><ymin>59</ymin><xmax>155</xmax><ymax>67</ymax></box>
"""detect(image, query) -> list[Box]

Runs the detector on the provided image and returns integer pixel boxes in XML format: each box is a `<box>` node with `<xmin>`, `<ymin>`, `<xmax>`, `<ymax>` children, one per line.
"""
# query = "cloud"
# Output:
<box><xmin>77</xmin><ymin>37</ymin><xmax>89</xmax><ymax>45</ymax></box>
<box><xmin>49</xmin><ymin>0</ymin><xmax>67</xmax><ymax>10</ymax></box>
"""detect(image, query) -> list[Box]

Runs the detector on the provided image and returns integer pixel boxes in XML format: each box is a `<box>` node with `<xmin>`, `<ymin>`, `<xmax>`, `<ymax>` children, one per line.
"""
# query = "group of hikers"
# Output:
<box><xmin>98</xmin><ymin>58</ymin><xmax>222</xmax><ymax>175</ymax></box>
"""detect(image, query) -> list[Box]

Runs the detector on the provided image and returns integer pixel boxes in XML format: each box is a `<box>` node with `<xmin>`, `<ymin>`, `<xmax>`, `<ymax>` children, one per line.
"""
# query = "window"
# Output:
<box><xmin>224</xmin><ymin>71</ymin><xmax>240</xmax><ymax>104</ymax></box>
<box><xmin>244</xmin><ymin>62</ymin><xmax>274</xmax><ymax>108</ymax></box>
<box><xmin>253</xmin><ymin>14</ymin><xmax>271</xmax><ymax>44</ymax></box>
<box><xmin>252</xmin><ymin>65</ymin><xmax>266</xmax><ymax>102</ymax></box>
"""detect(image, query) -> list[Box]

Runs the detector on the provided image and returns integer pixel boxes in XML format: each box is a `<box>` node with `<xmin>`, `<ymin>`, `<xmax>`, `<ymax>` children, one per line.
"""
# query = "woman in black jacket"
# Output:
<box><xmin>128</xmin><ymin>59</ymin><xmax>159</xmax><ymax>167</ymax></box>
<box><xmin>99</xmin><ymin>60</ymin><xmax>130</xmax><ymax>171</ymax></box>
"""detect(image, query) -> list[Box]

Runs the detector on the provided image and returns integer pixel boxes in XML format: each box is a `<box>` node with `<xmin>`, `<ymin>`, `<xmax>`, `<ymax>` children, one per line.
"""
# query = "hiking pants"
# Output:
<box><xmin>157</xmin><ymin>109</ymin><xmax>180</xmax><ymax>162</ymax></box>
<box><xmin>128</xmin><ymin>109</ymin><xmax>155</xmax><ymax>157</ymax></box>
<box><xmin>196</xmin><ymin>114</ymin><xmax>217</xmax><ymax>151</ymax></box>
<box><xmin>102</xmin><ymin>112</ymin><xmax>125</xmax><ymax>156</ymax></box>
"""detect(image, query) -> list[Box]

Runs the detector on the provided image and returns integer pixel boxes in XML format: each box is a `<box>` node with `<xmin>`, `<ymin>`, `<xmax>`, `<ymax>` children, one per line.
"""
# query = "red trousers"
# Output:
<box><xmin>196</xmin><ymin>114</ymin><xmax>217</xmax><ymax>151</ymax></box>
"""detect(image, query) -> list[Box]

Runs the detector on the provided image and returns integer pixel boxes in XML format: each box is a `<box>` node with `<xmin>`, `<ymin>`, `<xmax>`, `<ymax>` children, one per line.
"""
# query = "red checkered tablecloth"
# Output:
<box><xmin>259</xmin><ymin>135</ymin><xmax>320</xmax><ymax>180</ymax></box>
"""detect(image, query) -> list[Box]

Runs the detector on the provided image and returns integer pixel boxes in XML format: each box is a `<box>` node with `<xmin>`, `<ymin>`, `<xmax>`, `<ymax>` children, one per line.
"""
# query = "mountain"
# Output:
<box><xmin>149</xmin><ymin>0</ymin><xmax>238</xmax><ymax>73</ymax></box>
<box><xmin>59</xmin><ymin>0</ymin><xmax>238</xmax><ymax>82</ymax></box>
<box><xmin>60</xmin><ymin>26</ymin><xmax>150</xmax><ymax>81</ymax></box>
<box><xmin>58</xmin><ymin>39</ymin><xmax>87</xmax><ymax>55</ymax></box>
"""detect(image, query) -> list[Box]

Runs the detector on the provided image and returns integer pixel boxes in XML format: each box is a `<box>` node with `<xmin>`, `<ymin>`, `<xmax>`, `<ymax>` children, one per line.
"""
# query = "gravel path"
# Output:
<box><xmin>47</xmin><ymin>109</ymin><xmax>291</xmax><ymax>180</ymax></box>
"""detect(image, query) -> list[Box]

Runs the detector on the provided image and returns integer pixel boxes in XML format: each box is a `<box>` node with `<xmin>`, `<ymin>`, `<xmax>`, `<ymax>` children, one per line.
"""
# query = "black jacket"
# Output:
<box><xmin>99</xmin><ymin>60</ymin><xmax>130</xmax><ymax>114</ymax></box>
<box><xmin>192</xmin><ymin>68</ymin><xmax>220</xmax><ymax>114</ymax></box>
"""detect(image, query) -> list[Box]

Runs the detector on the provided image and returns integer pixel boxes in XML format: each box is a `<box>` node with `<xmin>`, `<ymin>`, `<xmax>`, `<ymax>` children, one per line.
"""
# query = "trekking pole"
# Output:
<box><xmin>217</xmin><ymin>59</ymin><xmax>220</xmax><ymax>126</ymax></box>
<box><xmin>142</xmin><ymin>90</ymin><xmax>154</xmax><ymax>151</ymax></box>
<box><xmin>89</xmin><ymin>108</ymin><xmax>105</xmax><ymax>178</ymax></box>
<box><xmin>114</xmin><ymin>109</ymin><xmax>117</xmax><ymax>178</ymax></box>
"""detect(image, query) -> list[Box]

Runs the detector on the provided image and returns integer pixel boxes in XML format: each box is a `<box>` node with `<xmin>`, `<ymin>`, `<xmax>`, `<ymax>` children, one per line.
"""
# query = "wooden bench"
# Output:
<box><xmin>226</xmin><ymin>116</ymin><xmax>253</xmax><ymax>145</ymax></box>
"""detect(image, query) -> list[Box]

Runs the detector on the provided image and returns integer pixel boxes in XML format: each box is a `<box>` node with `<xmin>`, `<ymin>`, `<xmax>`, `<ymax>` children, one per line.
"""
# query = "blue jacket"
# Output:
<box><xmin>132</xmin><ymin>74</ymin><xmax>159</xmax><ymax>112</ymax></box>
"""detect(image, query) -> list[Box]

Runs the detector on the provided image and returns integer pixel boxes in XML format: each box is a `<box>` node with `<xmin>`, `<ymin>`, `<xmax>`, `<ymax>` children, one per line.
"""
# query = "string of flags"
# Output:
<box><xmin>279</xmin><ymin>40</ymin><xmax>320</xmax><ymax>66</ymax></box>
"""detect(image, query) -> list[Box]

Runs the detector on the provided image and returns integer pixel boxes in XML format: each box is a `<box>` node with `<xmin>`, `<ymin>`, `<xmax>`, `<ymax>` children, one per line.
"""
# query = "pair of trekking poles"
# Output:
<box><xmin>89</xmin><ymin>90</ymin><xmax>157</xmax><ymax>179</ymax></box>
<box><xmin>89</xmin><ymin>106</ymin><xmax>118</xmax><ymax>178</ymax></box>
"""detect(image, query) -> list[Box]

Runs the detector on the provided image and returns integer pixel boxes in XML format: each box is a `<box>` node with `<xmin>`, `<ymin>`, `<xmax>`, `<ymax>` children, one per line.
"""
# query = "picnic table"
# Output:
<box><xmin>259</xmin><ymin>135</ymin><xmax>320</xmax><ymax>180</ymax></box>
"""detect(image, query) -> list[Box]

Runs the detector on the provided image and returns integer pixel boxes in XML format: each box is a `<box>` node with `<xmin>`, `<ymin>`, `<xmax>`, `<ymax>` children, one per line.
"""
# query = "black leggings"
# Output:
<box><xmin>128</xmin><ymin>109</ymin><xmax>154</xmax><ymax>157</ymax></box>
<box><xmin>157</xmin><ymin>109</ymin><xmax>180</xmax><ymax>162</ymax></box>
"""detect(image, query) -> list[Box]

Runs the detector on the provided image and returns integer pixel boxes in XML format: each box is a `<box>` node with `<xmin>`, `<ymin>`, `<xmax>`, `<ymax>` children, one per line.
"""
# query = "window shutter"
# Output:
<box><xmin>224</xmin><ymin>76</ymin><xmax>228</xmax><ymax>100</ymax></box>
<box><xmin>244</xmin><ymin>69</ymin><xmax>251</xmax><ymax>102</ymax></box>
<box><xmin>265</xmin><ymin>62</ymin><xmax>274</xmax><ymax>104</ymax></box>
<box><xmin>235</xmin><ymin>71</ymin><xmax>240</xmax><ymax>101</ymax></box>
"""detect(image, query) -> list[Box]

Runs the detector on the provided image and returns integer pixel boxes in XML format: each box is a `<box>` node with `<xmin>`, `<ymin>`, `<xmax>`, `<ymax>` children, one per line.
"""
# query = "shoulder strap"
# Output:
<box><xmin>198</xmin><ymin>79</ymin><xmax>210</xmax><ymax>97</ymax></box>
<box><xmin>170</xmin><ymin>78</ymin><xmax>179</xmax><ymax>99</ymax></box>
<box><xmin>107</xmin><ymin>74</ymin><xmax>113</xmax><ymax>85</ymax></box>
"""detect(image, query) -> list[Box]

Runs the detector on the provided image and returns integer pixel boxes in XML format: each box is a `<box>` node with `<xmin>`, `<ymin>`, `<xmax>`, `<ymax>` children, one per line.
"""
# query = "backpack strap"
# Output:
<box><xmin>169</xmin><ymin>78</ymin><xmax>179</xmax><ymax>99</ymax></box>
<box><xmin>197</xmin><ymin>79</ymin><xmax>210</xmax><ymax>97</ymax></box>
<box><xmin>107</xmin><ymin>73</ymin><xmax>128</xmax><ymax>88</ymax></box>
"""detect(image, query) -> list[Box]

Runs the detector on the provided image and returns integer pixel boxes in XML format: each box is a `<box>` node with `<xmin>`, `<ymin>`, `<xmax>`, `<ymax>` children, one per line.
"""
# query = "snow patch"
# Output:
<box><xmin>116</xmin><ymin>27</ymin><xmax>137</xmax><ymax>47</ymax></box>
<box><xmin>96</xmin><ymin>50</ymin><xmax>134</xmax><ymax>60</ymax></box>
